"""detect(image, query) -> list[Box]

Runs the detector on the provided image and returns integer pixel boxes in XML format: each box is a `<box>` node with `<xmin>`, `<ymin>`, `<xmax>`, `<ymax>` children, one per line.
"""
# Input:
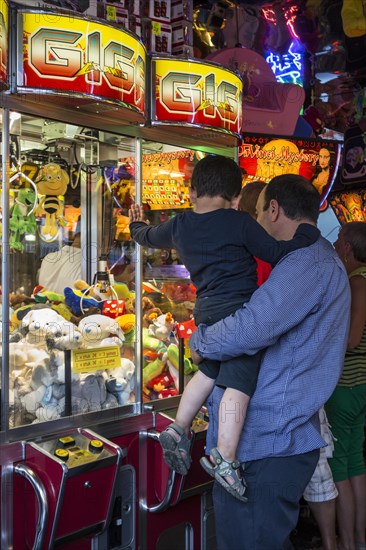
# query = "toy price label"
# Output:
<box><xmin>72</xmin><ymin>346</ymin><xmax>121</xmax><ymax>373</ymax></box>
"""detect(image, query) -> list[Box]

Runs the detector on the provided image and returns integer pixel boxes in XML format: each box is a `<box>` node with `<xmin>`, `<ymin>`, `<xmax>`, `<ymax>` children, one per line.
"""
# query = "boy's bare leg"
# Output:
<box><xmin>174</xmin><ymin>371</ymin><xmax>215</xmax><ymax>435</ymax></box>
<box><xmin>217</xmin><ymin>388</ymin><xmax>249</xmax><ymax>463</ymax></box>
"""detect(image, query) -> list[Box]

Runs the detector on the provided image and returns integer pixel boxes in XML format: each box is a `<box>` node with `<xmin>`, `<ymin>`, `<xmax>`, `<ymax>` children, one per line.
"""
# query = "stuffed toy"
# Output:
<box><xmin>78</xmin><ymin>314</ymin><xmax>125</xmax><ymax>348</ymax></box>
<box><xmin>9</xmin><ymin>188</ymin><xmax>37</xmax><ymax>251</ymax></box>
<box><xmin>146</xmin><ymin>371</ymin><xmax>178</xmax><ymax>399</ymax></box>
<box><xmin>102</xmin><ymin>299</ymin><xmax>126</xmax><ymax>319</ymax></box>
<box><xmin>32</xmin><ymin>285</ymin><xmax>65</xmax><ymax>304</ymax></box>
<box><xmin>147</xmin><ymin>312</ymin><xmax>175</xmax><ymax>342</ymax></box>
<box><xmin>35</xmin><ymin>163</ymin><xmax>69</xmax><ymax>237</ymax></box>
<box><xmin>166</xmin><ymin>342</ymin><xmax>198</xmax><ymax>390</ymax></box>
<box><xmin>10</xmin><ymin>292</ymin><xmax>36</xmax><ymax>309</ymax></box>
<box><xmin>64</xmin><ymin>286</ymin><xmax>103</xmax><ymax>316</ymax></box>
<box><xmin>116</xmin><ymin>313</ymin><xmax>135</xmax><ymax>335</ymax></box>
<box><xmin>115</xmin><ymin>214</ymin><xmax>131</xmax><ymax>241</ymax></box>
<box><xmin>72</xmin><ymin>372</ymin><xmax>107</xmax><ymax>413</ymax></box>
<box><xmin>106</xmin><ymin>358</ymin><xmax>136</xmax><ymax>405</ymax></box>
<box><xmin>46</xmin><ymin>320</ymin><xmax>83</xmax><ymax>351</ymax></box>
<box><xmin>16</xmin><ymin>308</ymin><xmax>66</xmax><ymax>347</ymax></box>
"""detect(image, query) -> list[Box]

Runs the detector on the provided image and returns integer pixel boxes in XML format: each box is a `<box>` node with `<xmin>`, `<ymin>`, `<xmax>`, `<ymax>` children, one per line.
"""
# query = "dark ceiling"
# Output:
<box><xmin>192</xmin><ymin>0</ymin><xmax>366</xmax><ymax>136</ymax></box>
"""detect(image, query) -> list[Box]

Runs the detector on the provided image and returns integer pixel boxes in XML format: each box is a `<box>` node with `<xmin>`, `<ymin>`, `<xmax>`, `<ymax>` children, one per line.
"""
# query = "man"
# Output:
<box><xmin>189</xmin><ymin>174</ymin><xmax>351</xmax><ymax>550</ymax></box>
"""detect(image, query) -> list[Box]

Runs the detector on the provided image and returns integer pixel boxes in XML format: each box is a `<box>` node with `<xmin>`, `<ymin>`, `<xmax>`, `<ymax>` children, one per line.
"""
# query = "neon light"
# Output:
<box><xmin>261</xmin><ymin>8</ymin><xmax>277</xmax><ymax>24</ymax></box>
<box><xmin>284</xmin><ymin>6</ymin><xmax>299</xmax><ymax>40</ymax></box>
<box><xmin>265</xmin><ymin>40</ymin><xmax>304</xmax><ymax>86</ymax></box>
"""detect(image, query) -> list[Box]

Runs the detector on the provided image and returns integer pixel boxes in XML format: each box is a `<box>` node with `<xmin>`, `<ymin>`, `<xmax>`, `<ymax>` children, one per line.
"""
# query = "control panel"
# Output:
<box><xmin>34</xmin><ymin>431</ymin><xmax>115</xmax><ymax>468</ymax></box>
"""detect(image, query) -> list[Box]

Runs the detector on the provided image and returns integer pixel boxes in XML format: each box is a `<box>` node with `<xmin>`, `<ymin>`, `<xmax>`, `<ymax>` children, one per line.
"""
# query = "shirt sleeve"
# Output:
<box><xmin>242</xmin><ymin>216</ymin><xmax>320</xmax><ymax>266</ymax></box>
<box><xmin>129</xmin><ymin>219</ymin><xmax>175</xmax><ymax>248</ymax></box>
<box><xmin>189</xmin><ymin>250</ymin><xmax>323</xmax><ymax>360</ymax></box>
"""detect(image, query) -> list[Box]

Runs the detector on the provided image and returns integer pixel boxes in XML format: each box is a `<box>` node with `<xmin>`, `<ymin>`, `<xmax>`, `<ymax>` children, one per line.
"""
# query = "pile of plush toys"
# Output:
<box><xmin>7</xmin><ymin>277</ymin><xmax>198</xmax><ymax>426</ymax></box>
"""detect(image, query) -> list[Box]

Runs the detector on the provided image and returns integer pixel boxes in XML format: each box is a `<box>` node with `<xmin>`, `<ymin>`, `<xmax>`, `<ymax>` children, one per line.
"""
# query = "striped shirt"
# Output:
<box><xmin>338</xmin><ymin>266</ymin><xmax>366</xmax><ymax>387</ymax></box>
<box><xmin>190</xmin><ymin>237</ymin><xmax>351</xmax><ymax>461</ymax></box>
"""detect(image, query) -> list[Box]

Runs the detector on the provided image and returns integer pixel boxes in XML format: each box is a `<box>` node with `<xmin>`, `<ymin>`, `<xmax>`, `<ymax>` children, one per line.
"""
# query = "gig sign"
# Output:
<box><xmin>21</xmin><ymin>13</ymin><xmax>146</xmax><ymax>114</ymax></box>
<box><xmin>152</xmin><ymin>58</ymin><xmax>242</xmax><ymax>136</ymax></box>
<box><xmin>0</xmin><ymin>0</ymin><xmax>8</xmax><ymax>89</ymax></box>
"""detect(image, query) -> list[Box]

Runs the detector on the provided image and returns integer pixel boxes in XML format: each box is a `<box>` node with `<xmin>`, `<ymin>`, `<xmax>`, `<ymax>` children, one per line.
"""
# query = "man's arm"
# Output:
<box><xmin>189</xmin><ymin>251</ymin><xmax>324</xmax><ymax>361</ymax></box>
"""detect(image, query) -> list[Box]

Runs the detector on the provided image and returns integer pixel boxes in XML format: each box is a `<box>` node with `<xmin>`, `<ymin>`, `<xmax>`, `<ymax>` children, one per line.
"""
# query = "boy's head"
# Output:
<box><xmin>191</xmin><ymin>155</ymin><xmax>243</xmax><ymax>201</ymax></box>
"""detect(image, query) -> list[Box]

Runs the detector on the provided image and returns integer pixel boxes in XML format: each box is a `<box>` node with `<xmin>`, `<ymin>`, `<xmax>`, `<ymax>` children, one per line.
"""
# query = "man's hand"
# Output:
<box><xmin>190</xmin><ymin>348</ymin><xmax>203</xmax><ymax>365</ymax></box>
<box><xmin>129</xmin><ymin>204</ymin><xmax>148</xmax><ymax>223</ymax></box>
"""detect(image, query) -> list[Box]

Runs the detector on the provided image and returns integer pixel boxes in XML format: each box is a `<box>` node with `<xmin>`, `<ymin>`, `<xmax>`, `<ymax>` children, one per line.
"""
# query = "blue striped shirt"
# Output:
<box><xmin>190</xmin><ymin>237</ymin><xmax>351</xmax><ymax>461</ymax></box>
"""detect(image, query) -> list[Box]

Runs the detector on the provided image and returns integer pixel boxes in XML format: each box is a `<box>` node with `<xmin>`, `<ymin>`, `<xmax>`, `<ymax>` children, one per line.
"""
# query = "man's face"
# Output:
<box><xmin>256</xmin><ymin>189</ymin><xmax>273</xmax><ymax>235</ymax></box>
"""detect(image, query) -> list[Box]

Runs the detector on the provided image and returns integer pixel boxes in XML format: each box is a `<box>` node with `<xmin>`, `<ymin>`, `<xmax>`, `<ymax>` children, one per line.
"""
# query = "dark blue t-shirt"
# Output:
<box><xmin>130</xmin><ymin>209</ymin><xmax>319</xmax><ymax>305</ymax></box>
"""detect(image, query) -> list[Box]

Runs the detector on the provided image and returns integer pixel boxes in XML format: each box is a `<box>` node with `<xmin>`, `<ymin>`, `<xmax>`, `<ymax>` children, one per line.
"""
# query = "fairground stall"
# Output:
<box><xmin>0</xmin><ymin>2</ymin><xmax>243</xmax><ymax>548</ymax></box>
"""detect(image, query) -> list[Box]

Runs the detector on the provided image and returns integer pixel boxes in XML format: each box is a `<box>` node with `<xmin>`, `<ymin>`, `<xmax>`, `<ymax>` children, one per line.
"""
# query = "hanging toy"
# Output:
<box><xmin>35</xmin><ymin>163</ymin><xmax>69</xmax><ymax>238</ymax></box>
<box><xmin>9</xmin><ymin>188</ymin><xmax>37</xmax><ymax>251</ymax></box>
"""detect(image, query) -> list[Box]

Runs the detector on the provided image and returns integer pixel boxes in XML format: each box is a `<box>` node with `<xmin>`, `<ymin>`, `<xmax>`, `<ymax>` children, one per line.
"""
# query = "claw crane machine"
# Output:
<box><xmin>0</xmin><ymin>1</ymin><xmax>243</xmax><ymax>548</ymax></box>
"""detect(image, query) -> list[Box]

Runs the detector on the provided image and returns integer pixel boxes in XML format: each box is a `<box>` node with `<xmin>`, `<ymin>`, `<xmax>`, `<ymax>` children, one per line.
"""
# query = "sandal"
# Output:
<box><xmin>159</xmin><ymin>422</ymin><xmax>193</xmax><ymax>475</ymax></box>
<box><xmin>200</xmin><ymin>447</ymin><xmax>248</xmax><ymax>502</ymax></box>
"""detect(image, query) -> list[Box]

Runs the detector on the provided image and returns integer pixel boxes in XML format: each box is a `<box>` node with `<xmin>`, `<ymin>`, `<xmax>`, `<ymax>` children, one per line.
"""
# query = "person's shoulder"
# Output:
<box><xmin>225</xmin><ymin>209</ymin><xmax>251</xmax><ymax>221</ymax></box>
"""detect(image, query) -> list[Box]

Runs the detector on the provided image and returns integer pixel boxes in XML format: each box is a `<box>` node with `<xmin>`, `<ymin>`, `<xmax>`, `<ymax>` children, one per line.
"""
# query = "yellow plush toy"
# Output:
<box><xmin>35</xmin><ymin>163</ymin><xmax>69</xmax><ymax>237</ymax></box>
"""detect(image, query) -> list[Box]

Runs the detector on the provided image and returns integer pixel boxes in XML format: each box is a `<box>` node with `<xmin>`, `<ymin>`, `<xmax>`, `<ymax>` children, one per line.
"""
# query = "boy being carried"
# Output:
<box><xmin>129</xmin><ymin>155</ymin><xmax>319</xmax><ymax>502</ymax></box>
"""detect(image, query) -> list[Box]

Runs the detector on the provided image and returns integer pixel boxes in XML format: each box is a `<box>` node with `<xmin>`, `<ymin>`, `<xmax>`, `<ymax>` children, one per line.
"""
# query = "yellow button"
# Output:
<box><xmin>55</xmin><ymin>448</ymin><xmax>69</xmax><ymax>461</ymax></box>
<box><xmin>89</xmin><ymin>439</ymin><xmax>104</xmax><ymax>453</ymax></box>
<box><xmin>58</xmin><ymin>436</ymin><xmax>75</xmax><ymax>447</ymax></box>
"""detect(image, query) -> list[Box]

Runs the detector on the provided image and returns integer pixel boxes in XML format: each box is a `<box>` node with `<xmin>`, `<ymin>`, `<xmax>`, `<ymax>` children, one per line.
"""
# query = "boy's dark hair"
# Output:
<box><xmin>191</xmin><ymin>155</ymin><xmax>242</xmax><ymax>201</ymax></box>
<box><xmin>239</xmin><ymin>180</ymin><xmax>267</xmax><ymax>218</ymax></box>
<box><xmin>263</xmin><ymin>174</ymin><xmax>320</xmax><ymax>223</ymax></box>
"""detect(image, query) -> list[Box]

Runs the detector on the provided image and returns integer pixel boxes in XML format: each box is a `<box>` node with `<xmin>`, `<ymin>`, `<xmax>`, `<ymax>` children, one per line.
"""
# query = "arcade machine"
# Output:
<box><xmin>0</xmin><ymin>3</ymin><xmax>243</xmax><ymax>548</ymax></box>
<box><xmin>328</xmin><ymin>124</ymin><xmax>366</xmax><ymax>226</ymax></box>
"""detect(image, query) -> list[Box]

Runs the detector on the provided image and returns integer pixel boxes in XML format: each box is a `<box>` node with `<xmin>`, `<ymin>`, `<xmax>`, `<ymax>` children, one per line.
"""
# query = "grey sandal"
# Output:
<box><xmin>200</xmin><ymin>447</ymin><xmax>248</xmax><ymax>502</ymax></box>
<box><xmin>159</xmin><ymin>422</ymin><xmax>193</xmax><ymax>475</ymax></box>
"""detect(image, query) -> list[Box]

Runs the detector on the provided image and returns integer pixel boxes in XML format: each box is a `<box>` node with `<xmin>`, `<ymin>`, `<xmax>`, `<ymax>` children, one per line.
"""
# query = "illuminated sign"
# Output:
<box><xmin>330</xmin><ymin>190</ymin><xmax>366</xmax><ymax>224</ymax></box>
<box><xmin>0</xmin><ymin>0</ymin><xmax>8</xmax><ymax>89</ymax></box>
<box><xmin>152</xmin><ymin>58</ymin><xmax>242</xmax><ymax>136</ymax></box>
<box><xmin>266</xmin><ymin>40</ymin><xmax>304</xmax><ymax>86</ymax></box>
<box><xmin>239</xmin><ymin>135</ymin><xmax>341</xmax><ymax>206</ymax></box>
<box><xmin>21</xmin><ymin>12</ymin><xmax>146</xmax><ymax>114</ymax></box>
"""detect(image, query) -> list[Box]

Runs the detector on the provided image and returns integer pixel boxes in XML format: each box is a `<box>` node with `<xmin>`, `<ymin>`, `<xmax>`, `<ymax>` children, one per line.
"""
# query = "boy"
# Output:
<box><xmin>129</xmin><ymin>155</ymin><xmax>319</xmax><ymax>502</ymax></box>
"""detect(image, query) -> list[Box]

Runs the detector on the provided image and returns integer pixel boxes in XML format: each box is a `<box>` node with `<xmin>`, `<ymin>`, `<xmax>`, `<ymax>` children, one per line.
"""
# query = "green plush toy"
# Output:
<box><xmin>9</xmin><ymin>189</ymin><xmax>37</xmax><ymax>251</ymax></box>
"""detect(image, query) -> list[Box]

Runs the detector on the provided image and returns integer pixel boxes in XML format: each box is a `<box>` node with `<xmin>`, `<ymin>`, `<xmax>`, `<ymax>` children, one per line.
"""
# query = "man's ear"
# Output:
<box><xmin>268</xmin><ymin>199</ymin><xmax>280</xmax><ymax>221</ymax></box>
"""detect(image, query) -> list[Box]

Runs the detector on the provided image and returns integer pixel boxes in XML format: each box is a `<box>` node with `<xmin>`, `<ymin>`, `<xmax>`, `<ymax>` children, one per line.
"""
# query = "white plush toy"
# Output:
<box><xmin>46</xmin><ymin>320</ymin><xmax>83</xmax><ymax>350</ymax></box>
<box><xmin>18</xmin><ymin>308</ymin><xmax>66</xmax><ymax>347</ymax></box>
<box><xmin>106</xmin><ymin>358</ymin><xmax>136</xmax><ymax>405</ymax></box>
<box><xmin>78</xmin><ymin>314</ymin><xmax>125</xmax><ymax>348</ymax></box>
<box><xmin>148</xmin><ymin>312</ymin><xmax>175</xmax><ymax>342</ymax></box>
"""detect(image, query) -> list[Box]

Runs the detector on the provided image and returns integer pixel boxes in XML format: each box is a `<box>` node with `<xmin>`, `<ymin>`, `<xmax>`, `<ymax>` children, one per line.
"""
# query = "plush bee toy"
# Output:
<box><xmin>35</xmin><ymin>163</ymin><xmax>69</xmax><ymax>237</ymax></box>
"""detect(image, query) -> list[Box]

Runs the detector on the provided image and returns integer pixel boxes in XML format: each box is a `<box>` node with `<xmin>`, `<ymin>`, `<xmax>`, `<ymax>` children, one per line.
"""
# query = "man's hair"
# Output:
<box><xmin>342</xmin><ymin>221</ymin><xmax>366</xmax><ymax>262</ymax></box>
<box><xmin>262</xmin><ymin>174</ymin><xmax>320</xmax><ymax>223</ymax></box>
<box><xmin>191</xmin><ymin>155</ymin><xmax>242</xmax><ymax>201</ymax></box>
<box><xmin>239</xmin><ymin>180</ymin><xmax>267</xmax><ymax>218</ymax></box>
